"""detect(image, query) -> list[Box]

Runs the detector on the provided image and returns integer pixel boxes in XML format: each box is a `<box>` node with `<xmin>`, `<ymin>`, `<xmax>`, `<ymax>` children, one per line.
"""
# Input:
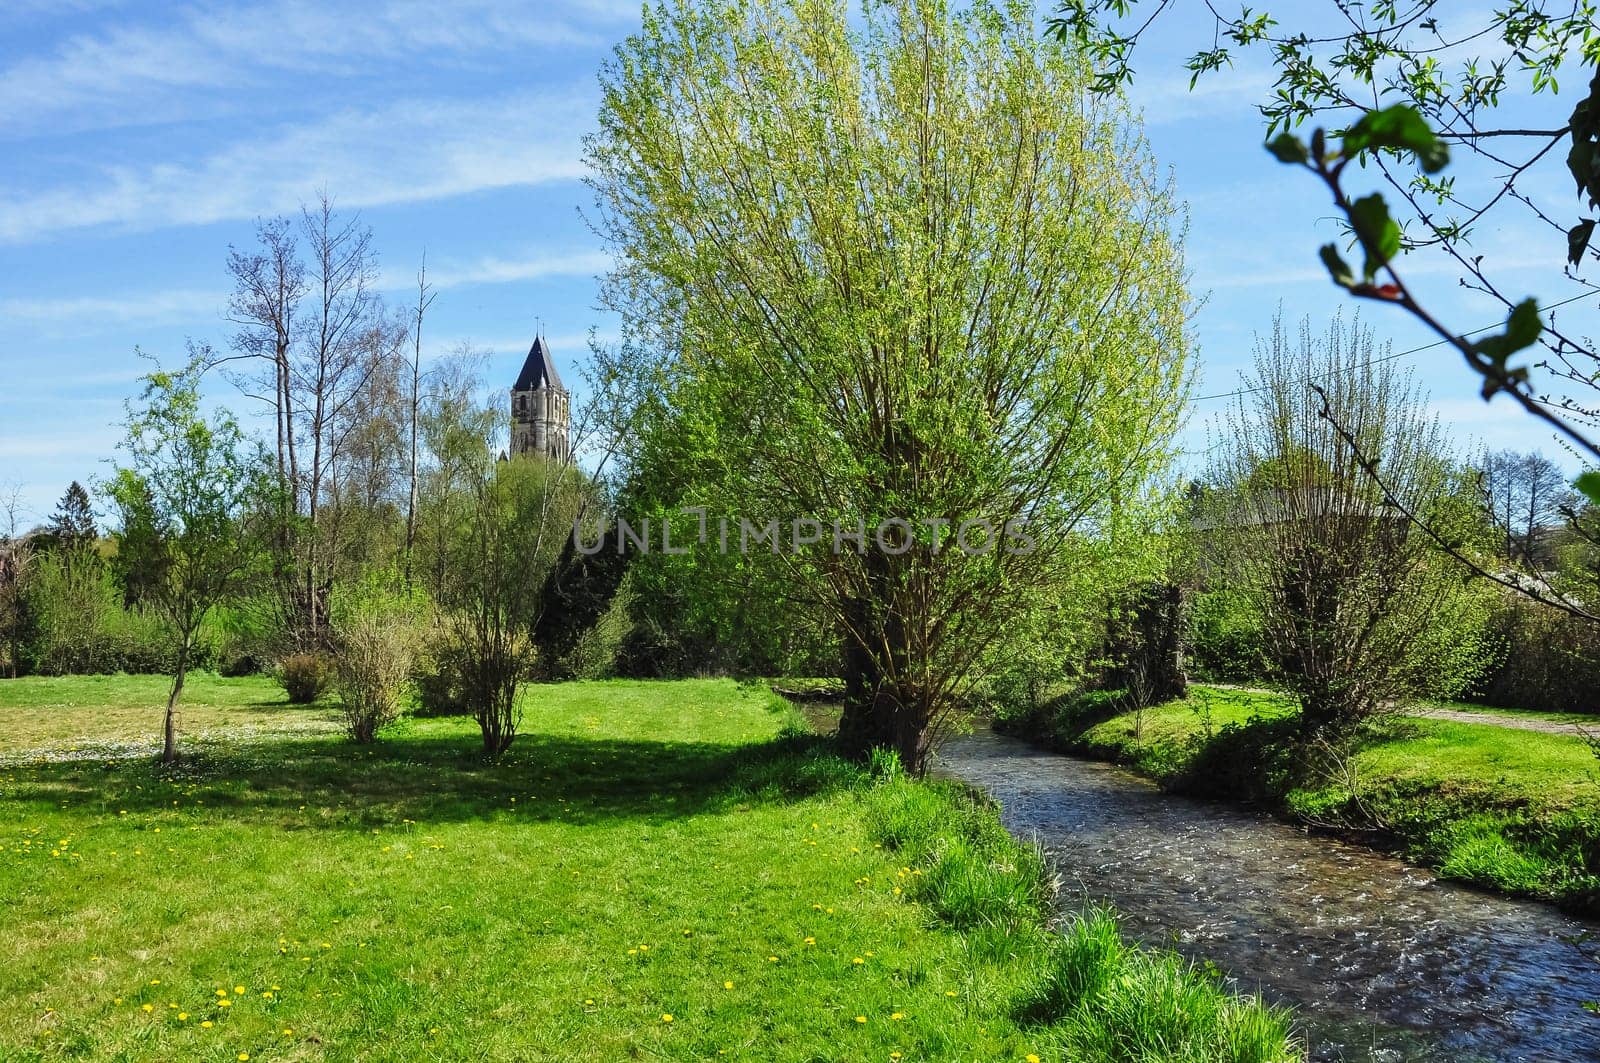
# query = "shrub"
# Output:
<box><xmin>413</xmin><ymin>646</ymin><xmax>472</xmax><ymax>716</ymax></box>
<box><xmin>332</xmin><ymin>616</ymin><xmax>416</xmax><ymax>742</ymax></box>
<box><xmin>330</xmin><ymin>574</ymin><xmax>424</xmax><ymax>742</ymax></box>
<box><xmin>1185</xmin><ymin>587</ymin><xmax>1266</xmax><ymax>681</ymax></box>
<box><xmin>1472</xmin><ymin>595</ymin><xmax>1600</xmax><ymax>714</ymax></box>
<box><xmin>278</xmin><ymin>653</ymin><xmax>333</xmax><ymax>704</ymax></box>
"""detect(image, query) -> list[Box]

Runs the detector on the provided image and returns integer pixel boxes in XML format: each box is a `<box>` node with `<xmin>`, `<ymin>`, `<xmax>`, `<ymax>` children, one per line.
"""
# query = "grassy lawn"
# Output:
<box><xmin>0</xmin><ymin>675</ymin><xmax>1295</xmax><ymax>1062</ymax></box>
<box><xmin>0</xmin><ymin>674</ymin><xmax>340</xmax><ymax>754</ymax></box>
<box><xmin>1007</xmin><ymin>685</ymin><xmax>1600</xmax><ymax>912</ymax></box>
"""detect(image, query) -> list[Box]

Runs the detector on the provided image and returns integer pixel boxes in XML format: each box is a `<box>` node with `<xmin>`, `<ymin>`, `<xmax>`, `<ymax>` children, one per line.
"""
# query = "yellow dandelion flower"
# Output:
<box><xmin>945</xmin><ymin>990</ymin><xmax>958</xmax><ymax>997</ymax></box>
<box><xmin>1026</xmin><ymin>1055</ymin><xmax>1041</xmax><ymax>1063</ymax></box>
<box><xmin>234</xmin><ymin>985</ymin><xmax>245</xmax><ymax>994</ymax></box>
<box><xmin>584</xmin><ymin>999</ymin><xmax>595</xmax><ymax>1006</ymax></box>
<box><xmin>852</xmin><ymin>957</ymin><xmax>864</xmax><ymax>965</ymax></box>
<box><xmin>283</xmin><ymin>1028</ymin><xmax>294</xmax><ymax>1036</ymax></box>
<box><xmin>141</xmin><ymin>1004</ymin><xmax>153</xmax><ymax>1013</ymax></box>
<box><xmin>201</xmin><ymin>1021</ymin><xmax>214</xmax><ymax>1029</ymax></box>
<box><xmin>803</xmin><ymin>937</ymin><xmax>816</xmax><ymax>946</ymax></box>
<box><xmin>661</xmin><ymin>1013</ymin><xmax>673</xmax><ymax>1023</ymax></box>
<box><xmin>239</xmin><ymin>1054</ymin><xmax>251</xmax><ymax>1061</ymax></box>
<box><xmin>113</xmin><ymin>998</ymin><xmax>123</xmax><ymax>1005</ymax></box>
<box><xmin>218</xmin><ymin>999</ymin><xmax>232</xmax><ymax>1008</ymax></box>
<box><xmin>767</xmin><ymin>956</ymin><xmax>778</xmax><ymax>963</ymax></box>
<box><xmin>723</xmin><ymin>981</ymin><xmax>734</xmax><ymax>990</ymax></box>
<box><xmin>854</xmin><ymin>1015</ymin><xmax>867</xmax><ymax>1024</ymax></box>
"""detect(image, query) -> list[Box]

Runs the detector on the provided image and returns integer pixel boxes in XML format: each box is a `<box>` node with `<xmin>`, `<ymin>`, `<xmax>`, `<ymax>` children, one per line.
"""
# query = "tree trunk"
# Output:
<box><xmin>836</xmin><ymin>597</ymin><xmax>934</xmax><ymax>773</ymax></box>
<box><xmin>162</xmin><ymin>638</ymin><xmax>190</xmax><ymax>765</ymax></box>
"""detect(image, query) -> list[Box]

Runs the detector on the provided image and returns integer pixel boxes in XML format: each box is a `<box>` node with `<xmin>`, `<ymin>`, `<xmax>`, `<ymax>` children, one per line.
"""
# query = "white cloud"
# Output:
<box><xmin>0</xmin><ymin>0</ymin><xmax>624</xmax><ymax>136</ymax></box>
<box><xmin>0</xmin><ymin>288</ymin><xmax>223</xmax><ymax>330</ymax></box>
<box><xmin>0</xmin><ymin>88</ymin><xmax>593</xmax><ymax>244</ymax></box>
<box><xmin>381</xmin><ymin>248</ymin><xmax>612</xmax><ymax>293</ymax></box>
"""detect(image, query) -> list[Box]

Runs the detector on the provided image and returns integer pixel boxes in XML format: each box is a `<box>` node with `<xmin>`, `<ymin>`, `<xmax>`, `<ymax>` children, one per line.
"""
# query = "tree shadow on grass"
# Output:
<box><xmin>3</xmin><ymin>726</ymin><xmax>862</xmax><ymax>831</ymax></box>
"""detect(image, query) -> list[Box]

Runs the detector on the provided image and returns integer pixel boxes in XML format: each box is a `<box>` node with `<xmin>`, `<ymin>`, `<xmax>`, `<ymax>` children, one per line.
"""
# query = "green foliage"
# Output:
<box><xmin>1021</xmin><ymin>908</ymin><xmax>1296</xmax><ymax>1063</ymax></box>
<box><xmin>329</xmin><ymin>570</ymin><xmax>426</xmax><ymax>742</ymax></box>
<box><xmin>556</xmin><ymin>570</ymin><xmax>636</xmax><ymax>680</ymax></box>
<box><xmin>427</xmin><ymin>454</ymin><xmax>589</xmax><ymax>754</ymax></box>
<box><xmin>1576</xmin><ymin>470</ymin><xmax>1600</xmax><ymax>507</ymax></box>
<box><xmin>22</xmin><ymin>545</ymin><xmax>117</xmax><ymax>675</ymax></box>
<box><xmin>1473</xmin><ymin>595</ymin><xmax>1600</xmax><ymax>714</ymax></box>
<box><xmin>106</xmin><ymin>355</ymin><xmax>275</xmax><ymax>760</ymax></box>
<box><xmin>1209</xmin><ymin>316</ymin><xmax>1497</xmax><ymax>737</ymax></box>
<box><xmin>277</xmin><ymin>652</ymin><xmax>333</xmax><ymax>704</ymax></box>
<box><xmin>1185</xmin><ymin>587</ymin><xmax>1266</xmax><ymax>681</ymax></box>
<box><xmin>1053</xmin><ymin>2</ymin><xmax>1600</xmax><ymax>465</ymax></box>
<box><xmin>590</xmin><ymin>0</ymin><xmax>1190</xmax><ymax>766</ymax></box>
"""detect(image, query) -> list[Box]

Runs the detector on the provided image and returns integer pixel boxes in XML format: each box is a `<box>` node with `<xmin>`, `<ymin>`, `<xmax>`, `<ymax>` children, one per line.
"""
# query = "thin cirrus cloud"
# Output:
<box><xmin>0</xmin><ymin>0</ymin><xmax>620</xmax><ymax>137</ymax></box>
<box><xmin>2</xmin><ymin>249</ymin><xmax>612</xmax><ymax>334</ymax></box>
<box><xmin>0</xmin><ymin>88</ymin><xmax>595</xmax><ymax>245</ymax></box>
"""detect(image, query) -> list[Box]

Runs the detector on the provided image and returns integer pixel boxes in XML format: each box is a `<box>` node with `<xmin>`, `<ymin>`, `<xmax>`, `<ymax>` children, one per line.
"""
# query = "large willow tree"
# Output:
<box><xmin>587</xmin><ymin>0</ymin><xmax>1190</xmax><ymax>769</ymax></box>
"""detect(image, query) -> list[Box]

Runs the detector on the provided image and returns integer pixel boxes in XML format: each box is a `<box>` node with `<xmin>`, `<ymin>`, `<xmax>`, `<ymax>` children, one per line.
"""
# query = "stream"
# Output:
<box><xmin>931</xmin><ymin>728</ymin><xmax>1600</xmax><ymax>1063</ymax></box>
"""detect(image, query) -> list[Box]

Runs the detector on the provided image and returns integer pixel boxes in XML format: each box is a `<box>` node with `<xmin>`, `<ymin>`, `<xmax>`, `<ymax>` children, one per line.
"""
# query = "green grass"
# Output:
<box><xmin>0</xmin><ymin>675</ymin><xmax>1298</xmax><ymax>1062</ymax></box>
<box><xmin>1002</xmin><ymin>685</ymin><xmax>1600</xmax><ymax>913</ymax></box>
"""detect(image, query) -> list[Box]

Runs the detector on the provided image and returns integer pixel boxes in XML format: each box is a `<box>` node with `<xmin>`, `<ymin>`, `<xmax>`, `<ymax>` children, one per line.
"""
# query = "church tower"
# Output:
<box><xmin>510</xmin><ymin>333</ymin><xmax>571</xmax><ymax>462</ymax></box>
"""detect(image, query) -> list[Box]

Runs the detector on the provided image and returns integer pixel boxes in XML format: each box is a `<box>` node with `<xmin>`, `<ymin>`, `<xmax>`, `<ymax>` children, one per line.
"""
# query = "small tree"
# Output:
<box><xmin>437</xmin><ymin>457</ymin><xmax>585</xmax><ymax>754</ymax></box>
<box><xmin>417</xmin><ymin>362</ymin><xmax>587</xmax><ymax>754</ymax></box>
<box><xmin>107</xmin><ymin>358</ymin><xmax>273</xmax><ymax>764</ymax></box>
<box><xmin>48</xmin><ymin>481</ymin><xmax>97</xmax><ymax>546</ymax></box>
<box><xmin>1209</xmin><ymin>317</ymin><xmax>1495</xmax><ymax>740</ymax></box>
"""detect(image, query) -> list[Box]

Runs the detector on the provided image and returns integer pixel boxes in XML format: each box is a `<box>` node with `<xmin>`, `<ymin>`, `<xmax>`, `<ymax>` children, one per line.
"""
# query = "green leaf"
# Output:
<box><xmin>1470</xmin><ymin>298</ymin><xmax>1543</xmax><ymax>362</ymax></box>
<box><xmin>1266</xmin><ymin>133</ymin><xmax>1309</xmax><ymax>165</ymax></box>
<box><xmin>1319</xmin><ymin>244</ymin><xmax>1356</xmax><ymax>289</ymax></box>
<box><xmin>1342</xmin><ymin>105</ymin><xmax>1450</xmax><ymax>173</ymax></box>
<box><xmin>1568</xmin><ymin>218</ymin><xmax>1596</xmax><ymax>266</ymax></box>
<box><xmin>1576</xmin><ymin>471</ymin><xmax>1600</xmax><ymax>508</ymax></box>
<box><xmin>1347</xmin><ymin>193</ymin><xmax>1401</xmax><ymax>280</ymax></box>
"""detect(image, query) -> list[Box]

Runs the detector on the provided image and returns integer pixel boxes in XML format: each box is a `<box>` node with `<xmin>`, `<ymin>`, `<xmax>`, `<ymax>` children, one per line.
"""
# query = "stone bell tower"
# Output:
<box><xmin>510</xmin><ymin>333</ymin><xmax>570</xmax><ymax>462</ymax></box>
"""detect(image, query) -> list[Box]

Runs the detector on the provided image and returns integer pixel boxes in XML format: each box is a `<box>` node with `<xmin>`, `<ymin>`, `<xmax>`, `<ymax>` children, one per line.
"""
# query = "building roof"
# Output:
<box><xmin>513</xmin><ymin>335</ymin><xmax>562</xmax><ymax>392</ymax></box>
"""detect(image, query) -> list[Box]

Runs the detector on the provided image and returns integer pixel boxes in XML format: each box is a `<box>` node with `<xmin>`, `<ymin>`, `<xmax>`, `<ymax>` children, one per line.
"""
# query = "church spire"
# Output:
<box><xmin>510</xmin><ymin>329</ymin><xmax>571</xmax><ymax>462</ymax></box>
<box><xmin>513</xmin><ymin>334</ymin><xmax>562</xmax><ymax>392</ymax></box>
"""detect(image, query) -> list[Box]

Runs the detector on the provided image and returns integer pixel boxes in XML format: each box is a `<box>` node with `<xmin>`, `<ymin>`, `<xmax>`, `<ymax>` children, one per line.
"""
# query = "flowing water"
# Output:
<box><xmin>931</xmin><ymin>729</ymin><xmax>1600</xmax><ymax>1063</ymax></box>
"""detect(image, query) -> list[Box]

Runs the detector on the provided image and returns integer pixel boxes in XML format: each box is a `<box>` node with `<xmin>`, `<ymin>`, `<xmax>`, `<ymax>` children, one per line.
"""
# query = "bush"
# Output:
<box><xmin>1472</xmin><ymin>595</ymin><xmax>1600</xmax><ymax>714</ymax></box>
<box><xmin>1185</xmin><ymin>587</ymin><xmax>1266</xmax><ymax>682</ymax></box>
<box><xmin>278</xmin><ymin>653</ymin><xmax>333</xmax><ymax>704</ymax></box>
<box><xmin>332</xmin><ymin>617</ymin><xmax>415</xmax><ymax>742</ymax></box>
<box><xmin>413</xmin><ymin>654</ymin><xmax>471</xmax><ymax>716</ymax></box>
<box><xmin>330</xmin><ymin>575</ymin><xmax>425</xmax><ymax>742</ymax></box>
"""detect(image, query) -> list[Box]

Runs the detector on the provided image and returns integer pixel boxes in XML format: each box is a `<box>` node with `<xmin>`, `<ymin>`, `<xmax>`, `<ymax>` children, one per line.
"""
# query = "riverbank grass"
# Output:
<box><xmin>0</xmin><ymin>675</ymin><xmax>1296</xmax><ymax>1062</ymax></box>
<box><xmin>1004</xmin><ymin>685</ymin><xmax>1600</xmax><ymax>912</ymax></box>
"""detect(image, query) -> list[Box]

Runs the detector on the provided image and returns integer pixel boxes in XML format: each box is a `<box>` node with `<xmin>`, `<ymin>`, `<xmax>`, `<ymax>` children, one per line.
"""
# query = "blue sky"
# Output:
<box><xmin>0</xmin><ymin>0</ymin><xmax>1591</xmax><ymax>523</ymax></box>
